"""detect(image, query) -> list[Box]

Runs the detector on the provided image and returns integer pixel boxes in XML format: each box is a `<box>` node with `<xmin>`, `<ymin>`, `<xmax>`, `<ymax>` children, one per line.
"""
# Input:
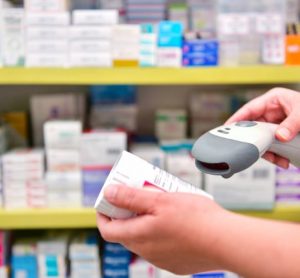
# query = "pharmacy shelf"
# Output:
<box><xmin>0</xmin><ymin>205</ymin><xmax>300</xmax><ymax>229</ymax></box>
<box><xmin>1</xmin><ymin>66</ymin><xmax>300</xmax><ymax>85</ymax></box>
<box><xmin>0</xmin><ymin>208</ymin><xmax>97</xmax><ymax>230</ymax></box>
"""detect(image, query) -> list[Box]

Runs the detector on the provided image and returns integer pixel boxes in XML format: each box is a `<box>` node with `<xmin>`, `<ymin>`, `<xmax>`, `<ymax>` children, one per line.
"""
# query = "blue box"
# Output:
<box><xmin>82</xmin><ymin>168</ymin><xmax>110</xmax><ymax>207</ymax></box>
<box><xmin>182</xmin><ymin>55</ymin><xmax>218</xmax><ymax>67</ymax></box>
<box><xmin>193</xmin><ymin>273</ymin><xmax>226</xmax><ymax>278</ymax></box>
<box><xmin>182</xmin><ymin>39</ymin><xmax>219</xmax><ymax>54</ymax></box>
<box><xmin>158</xmin><ymin>35</ymin><xmax>182</xmax><ymax>47</ymax></box>
<box><xmin>158</xmin><ymin>21</ymin><xmax>183</xmax><ymax>36</ymax></box>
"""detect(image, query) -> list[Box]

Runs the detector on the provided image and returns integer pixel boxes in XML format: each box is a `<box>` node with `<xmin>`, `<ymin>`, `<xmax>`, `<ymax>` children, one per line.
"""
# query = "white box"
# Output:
<box><xmin>25</xmin><ymin>0</ymin><xmax>69</xmax><ymax>13</ymax></box>
<box><xmin>157</xmin><ymin>48</ymin><xmax>182</xmax><ymax>68</ymax></box>
<box><xmin>72</xmin><ymin>10</ymin><xmax>118</xmax><ymax>25</ymax></box>
<box><xmin>130</xmin><ymin>144</ymin><xmax>165</xmax><ymax>169</ymax></box>
<box><xmin>129</xmin><ymin>258</ymin><xmax>156</xmax><ymax>278</ymax></box>
<box><xmin>26</xmin><ymin>27</ymin><xmax>69</xmax><ymax>40</ymax></box>
<box><xmin>46</xmin><ymin>171</ymin><xmax>82</xmax><ymax>191</ymax></box>
<box><xmin>2</xmin><ymin>149</ymin><xmax>44</xmax><ymax>165</ymax></box>
<box><xmin>166</xmin><ymin>151</ymin><xmax>202</xmax><ymax>188</ymax></box>
<box><xmin>26</xmin><ymin>40</ymin><xmax>68</xmax><ymax>53</ymax></box>
<box><xmin>112</xmin><ymin>45</ymin><xmax>140</xmax><ymax>60</ymax></box>
<box><xmin>47</xmin><ymin>149</ymin><xmax>80</xmax><ymax>172</ymax></box>
<box><xmin>70</xmin><ymin>26</ymin><xmax>112</xmax><ymax>40</ymax></box>
<box><xmin>47</xmin><ymin>192</ymin><xmax>82</xmax><ymax>208</ymax></box>
<box><xmin>155</xmin><ymin>109</ymin><xmax>187</xmax><ymax>140</ymax></box>
<box><xmin>70</xmin><ymin>40</ymin><xmax>110</xmax><ymax>53</ymax></box>
<box><xmin>112</xmin><ymin>25</ymin><xmax>140</xmax><ymax>41</ymax></box>
<box><xmin>26</xmin><ymin>12</ymin><xmax>70</xmax><ymax>26</ymax></box>
<box><xmin>1</xmin><ymin>8</ymin><xmax>25</xmax><ymax>66</ymax></box>
<box><xmin>81</xmin><ymin>131</ymin><xmax>127</xmax><ymax>167</ymax></box>
<box><xmin>69</xmin><ymin>53</ymin><xmax>112</xmax><ymax>67</ymax></box>
<box><xmin>25</xmin><ymin>53</ymin><xmax>68</xmax><ymax>67</ymax></box>
<box><xmin>44</xmin><ymin>121</ymin><xmax>82</xmax><ymax>150</ymax></box>
<box><xmin>205</xmin><ymin>159</ymin><xmax>276</xmax><ymax>210</ymax></box>
<box><xmin>90</xmin><ymin>105</ymin><xmax>138</xmax><ymax>132</ymax></box>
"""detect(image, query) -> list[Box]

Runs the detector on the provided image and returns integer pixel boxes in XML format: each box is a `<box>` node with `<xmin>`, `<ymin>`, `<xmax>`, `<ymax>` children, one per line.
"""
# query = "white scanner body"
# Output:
<box><xmin>192</xmin><ymin>121</ymin><xmax>300</xmax><ymax>178</ymax></box>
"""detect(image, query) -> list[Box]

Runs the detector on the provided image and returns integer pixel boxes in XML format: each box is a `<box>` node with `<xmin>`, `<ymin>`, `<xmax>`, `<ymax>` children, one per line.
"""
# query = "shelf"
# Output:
<box><xmin>0</xmin><ymin>205</ymin><xmax>300</xmax><ymax>229</ymax></box>
<box><xmin>0</xmin><ymin>208</ymin><xmax>97</xmax><ymax>230</ymax></box>
<box><xmin>1</xmin><ymin>66</ymin><xmax>300</xmax><ymax>85</ymax></box>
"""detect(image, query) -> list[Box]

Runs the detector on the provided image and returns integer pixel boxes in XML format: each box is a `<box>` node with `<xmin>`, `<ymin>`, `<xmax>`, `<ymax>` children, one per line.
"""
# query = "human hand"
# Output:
<box><xmin>226</xmin><ymin>88</ymin><xmax>300</xmax><ymax>168</ymax></box>
<box><xmin>97</xmin><ymin>185</ymin><xmax>228</xmax><ymax>275</ymax></box>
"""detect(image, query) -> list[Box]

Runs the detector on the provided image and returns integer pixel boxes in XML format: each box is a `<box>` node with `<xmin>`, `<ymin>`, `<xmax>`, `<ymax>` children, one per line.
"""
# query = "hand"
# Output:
<box><xmin>226</xmin><ymin>88</ymin><xmax>300</xmax><ymax>168</ymax></box>
<box><xmin>97</xmin><ymin>185</ymin><xmax>228</xmax><ymax>275</ymax></box>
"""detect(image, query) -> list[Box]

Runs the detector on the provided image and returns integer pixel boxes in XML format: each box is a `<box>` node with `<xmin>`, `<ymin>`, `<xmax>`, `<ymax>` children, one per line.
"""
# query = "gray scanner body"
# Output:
<box><xmin>193</xmin><ymin>132</ymin><xmax>259</xmax><ymax>178</ymax></box>
<box><xmin>192</xmin><ymin>121</ymin><xmax>300</xmax><ymax>178</ymax></box>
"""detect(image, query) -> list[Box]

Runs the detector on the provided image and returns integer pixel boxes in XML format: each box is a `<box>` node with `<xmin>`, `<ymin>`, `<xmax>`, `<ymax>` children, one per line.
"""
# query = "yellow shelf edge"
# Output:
<box><xmin>0</xmin><ymin>208</ymin><xmax>97</xmax><ymax>230</ymax></box>
<box><xmin>1</xmin><ymin>66</ymin><xmax>300</xmax><ymax>85</ymax></box>
<box><xmin>0</xmin><ymin>205</ymin><xmax>299</xmax><ymax>229</ymax></box>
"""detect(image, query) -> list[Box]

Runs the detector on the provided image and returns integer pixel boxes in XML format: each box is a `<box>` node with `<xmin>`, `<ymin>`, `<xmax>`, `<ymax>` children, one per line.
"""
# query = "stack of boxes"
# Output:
<box><xmin>37</xmin><ymin>241</ymin><xmax>67</xmax><ymax>278</ymax></box>
<box><xmin>69</xmin><ymin>238</ymin><xmax>101</xmax><ymax>278</ymax></box>
<box><xmin>126</xmin><ymin>0</ymin><xmax>166</xmax><ymax>24</ymax></box>
<box><xmin>25</xmin><ymin>0</ymin><xmax>70</xmax><ymax>67</ymax></box>
<box><xmin>80</xmin><ymin>130</ymin><xmax>127</xmax><ymax>207</ymax></box>
<box><xmin>182</xmin><ymin>39</ymin><xmax>219</xmax><ymax>67</ymax></box>
<box><xmin>276</xmin><ymin>165</ymin><xmax>300</xmax><ymax>205</ymax></box>
<box><xmin>11</xmin><ymin>243</ymin><xmax>38</xmax><ymax>278</ymax></box>
<box><xmin>44</xmin><ymin>121</ymin><xmax>82</xmax><ymax>208</ymax></box>
<box><xmin>112</xmin><ymin>24</ymin><xmax>140</xmax><ymax>67</ymax></box>
<box><xmin>1</xmin><ymin>8</ymin><xmax>25</xmax><ymax>67</ymax></box>
<box><xmin>2</xmin><ymin>149</ymin><xmax>45</xmax><ymax>209</ymax></box>
<box><xmin>157</xmin><ymin>21</ymin><xmax>183</xmax><ymax>67</ymax></box>
<box><xmin>103</xmin><ymin>242</ymin><xmax>132</xmax><ymax>278</ymax></box>
<box><xmin>70</xmin><ymin>9</ymin><xmax>118</xmax><ymax>67</ymax></box>
<box><xmin>140</xmin><ymin>24</ymin><xmax>157</xmax><ymax>67</ymax></box>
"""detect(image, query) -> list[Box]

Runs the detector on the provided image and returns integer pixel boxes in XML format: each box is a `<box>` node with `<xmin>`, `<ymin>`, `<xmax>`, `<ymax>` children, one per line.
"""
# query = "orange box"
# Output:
<box><xmin>285</xmin><ymin>35</ymin><xmax>300</xmax><ymax>65</ymax></box>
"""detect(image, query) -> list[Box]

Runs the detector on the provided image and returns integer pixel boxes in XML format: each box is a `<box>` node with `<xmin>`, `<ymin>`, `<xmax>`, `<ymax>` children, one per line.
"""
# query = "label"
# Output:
<box><xmin>94</xmin><ymin>151</ymin><xmax>212</xmax><ymax>219</ymax></box>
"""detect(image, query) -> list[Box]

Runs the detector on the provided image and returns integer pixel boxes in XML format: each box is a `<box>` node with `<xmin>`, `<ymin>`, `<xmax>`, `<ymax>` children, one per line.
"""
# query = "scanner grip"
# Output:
<box><xmin>269</xmin><ymin>134</ymin><xmax>300</xmax><ymax>167</ymax></box>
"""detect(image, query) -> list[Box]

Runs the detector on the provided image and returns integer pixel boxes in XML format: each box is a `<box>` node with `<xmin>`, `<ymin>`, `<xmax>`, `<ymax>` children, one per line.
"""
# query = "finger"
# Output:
<box><xmin>274</xmin><ymin>155</ymin><xmax>290</xmax><ymax>169</ymax></box>
<box><xmin>262</xmin><ymin>152</ymin><xmax>289</xmax><ymax>168</ymax></box>
<box><xmin>96</xmin><ymin>212</ymin><xmax>151</xmax><ymax>243</ymax></box>
<box><xmin>104</xmin><ymin>185</ymin><xmax>162</xmax><ymax>215</ymax></box>
<box><xmin>262</xmin><ymin>152</ymin><xmax>275</xmax><ymax>164</ymax></box>
<box><xmin>225</xmin><ymin>96</ymin><xmax>267</xmax><ymax>124</ymax></box>
<box><xmin>276</xmin><ymin>110</ymin><xmax>300</xmax><ymax>141</ymax></box>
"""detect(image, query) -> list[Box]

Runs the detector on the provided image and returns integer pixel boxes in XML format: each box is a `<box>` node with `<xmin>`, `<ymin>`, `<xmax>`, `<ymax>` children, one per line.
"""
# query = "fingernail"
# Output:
<box><xmin>105</xmin><ymin>186</ymin><xmax>118</xmax><ymax>200</ymax></box>
<box><xmin>277</xmin><ymin>127</ymin><xmax>291</xmax><ymax>140</ymax></box>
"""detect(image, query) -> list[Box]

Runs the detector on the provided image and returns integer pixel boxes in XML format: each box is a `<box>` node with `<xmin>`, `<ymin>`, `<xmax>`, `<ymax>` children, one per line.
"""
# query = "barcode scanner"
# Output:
<box><xmin>192</xmin><ymin>121</ymin><xmax>300</xmax><ymax>178</ymax></box>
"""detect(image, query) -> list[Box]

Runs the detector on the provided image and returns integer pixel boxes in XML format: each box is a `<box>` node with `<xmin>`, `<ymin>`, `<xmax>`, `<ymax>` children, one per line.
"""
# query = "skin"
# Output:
<box><xmin>97</xmin><ymin>88</ymin><xmax>300</xmax><ymax>278</ymax></box>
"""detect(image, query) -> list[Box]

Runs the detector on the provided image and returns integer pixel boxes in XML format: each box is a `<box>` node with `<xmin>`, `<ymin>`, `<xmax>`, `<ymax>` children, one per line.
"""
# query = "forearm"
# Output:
<box><xmin>210</xmin><ymin>212</ymin><xmax>300</xmax><ymax>278</ymax></box>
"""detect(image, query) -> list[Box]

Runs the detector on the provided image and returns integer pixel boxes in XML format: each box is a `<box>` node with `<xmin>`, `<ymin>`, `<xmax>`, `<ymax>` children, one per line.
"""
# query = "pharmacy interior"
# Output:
<box><xmin>0</xmin><ymin>0</ymin><xmax>299</xmax><ymax>277</ymax></box>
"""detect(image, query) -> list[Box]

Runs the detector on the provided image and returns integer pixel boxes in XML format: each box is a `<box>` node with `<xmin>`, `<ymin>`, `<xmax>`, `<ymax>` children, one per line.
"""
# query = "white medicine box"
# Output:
<box><xmin>205</xmin><ymin>159</ymin><xmax>276</xmax><ymax>210</ymax></box>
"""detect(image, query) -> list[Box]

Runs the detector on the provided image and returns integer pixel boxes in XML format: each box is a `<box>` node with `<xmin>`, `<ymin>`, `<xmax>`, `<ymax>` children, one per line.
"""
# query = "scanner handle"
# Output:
<box><xmin>269</xmin><ymin>134</ymin><xmax>300</xmax><ymax>167</ymax></box>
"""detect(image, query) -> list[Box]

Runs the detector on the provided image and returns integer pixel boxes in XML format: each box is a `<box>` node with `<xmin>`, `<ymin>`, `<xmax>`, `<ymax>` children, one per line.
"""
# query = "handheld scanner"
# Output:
<box><xmin>192</xmin><ymin>121</ymin><xmax>300</xmax><ymax>178</ymax></box>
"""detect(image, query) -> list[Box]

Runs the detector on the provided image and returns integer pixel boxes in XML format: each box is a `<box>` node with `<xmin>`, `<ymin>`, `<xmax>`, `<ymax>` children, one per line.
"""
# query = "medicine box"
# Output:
<box><xmin>72</xmin><ymin>10</ymin><xmax>118</xmax><ymax>25</ymax></box>
<box><xmin>205</xmin><ymin>159</ymin><xmax>276</xmax><ymax>210</ymax></box>
<box><xmin>44</xmin><ymin>121</ymin><xmax>82</xmax><ymax>150</ymax></box>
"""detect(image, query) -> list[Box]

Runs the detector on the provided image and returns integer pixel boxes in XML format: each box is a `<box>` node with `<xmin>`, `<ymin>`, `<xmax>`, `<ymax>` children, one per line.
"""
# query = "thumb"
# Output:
<box><xmin>104</xmin><ymin>185</ymin><xmax>161</xmax><ymax>214</ymax></box>
<box><xmin>276</xmin><ymin>111</ymin><xmax>300</xmax><ymax>142</ymax></box>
